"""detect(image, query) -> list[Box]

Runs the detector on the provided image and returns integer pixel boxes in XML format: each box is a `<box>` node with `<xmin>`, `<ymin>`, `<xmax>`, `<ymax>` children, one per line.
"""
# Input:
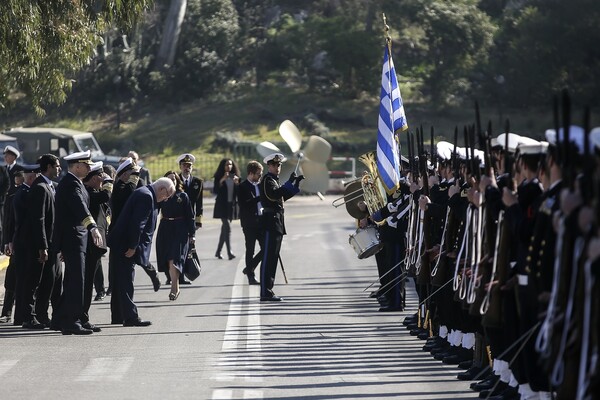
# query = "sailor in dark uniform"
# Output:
<box><xmin>176</xmin><ymin>153</ymin><xmax>203</xmax><ymax>286</ymax></box>
<box><xmin>107</xmin><ymin>177</ymin><xmax>175</xmax><ymax>326</ymax></box>
<box><xmin>177</xmin><ymin>153</ymin><xmax>204</xmax><ymax>229</ymax></box>
<box><xmin>81</xmin><ymin>161</ymin><xmax>112</xmax><ymax>332</ymax></box>
<box><xmin>237</xmin><ymin>160</ymin><xmax>264</xmax><ymax>285</ymax></box>
<box><xmin>1</xmin><ymin>145</ymin><xmax>24</xmax><ymax>246</ymax></box>
<box><xmin>258</xmin><ymin>153</ymin><xmax>301</xmax><ymax>301</ymax></box>
<box><xmin>52</xmin><ymin>150</ymin><xmax>103</xmax><ymax>335</ymax></box>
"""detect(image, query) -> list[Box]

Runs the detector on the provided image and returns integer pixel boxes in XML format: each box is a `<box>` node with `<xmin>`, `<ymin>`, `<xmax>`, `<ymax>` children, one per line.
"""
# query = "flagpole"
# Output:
<box><xmin>382</xmin><ymin>13</ymin><xmax>403</xmax><ymax>176</ymax></box>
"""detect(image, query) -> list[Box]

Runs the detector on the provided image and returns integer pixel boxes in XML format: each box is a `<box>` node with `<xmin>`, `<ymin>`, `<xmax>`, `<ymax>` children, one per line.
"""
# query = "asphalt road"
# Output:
<box><xmin>0</xmin><ymin>195</ymin><xmax>477</xmax><ymax>400</ymax></box>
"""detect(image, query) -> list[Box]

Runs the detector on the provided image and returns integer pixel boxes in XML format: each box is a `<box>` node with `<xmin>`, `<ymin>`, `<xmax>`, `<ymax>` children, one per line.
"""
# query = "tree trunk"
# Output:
<box><xmin>155</xmin><ymin>0</ymin><xmax>187</xmax><ymax>69</ymax></box>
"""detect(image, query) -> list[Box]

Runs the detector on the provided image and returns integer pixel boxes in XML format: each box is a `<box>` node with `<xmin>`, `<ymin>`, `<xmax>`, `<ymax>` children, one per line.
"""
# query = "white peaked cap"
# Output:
<box><xmin>64</xmin><ymin>150</ymin><xmax>93</xmax><ymax>164</ymax></box>
<box><xmin>263</xmin><ymin>153</ymin><xmax>287</xmax><ymax>164</ymax></box>
<box><xmin>3</xmin><ymin>145</ymin><xmax>20</xmax><ymax>159</ymax></box>
<box><xmin>116</xmin><ymin>157</ymin><xmax>134</xmax><ymax>176</ymax></box>
<box><xmin>436</xmin><ymin>141</ymin><xmax>453</xmax><ymax>161</ymax></box>
<box><xmin>495</xmin><ymin>133</ymin><xmax>522</xmax><ymax>153</ymax></box>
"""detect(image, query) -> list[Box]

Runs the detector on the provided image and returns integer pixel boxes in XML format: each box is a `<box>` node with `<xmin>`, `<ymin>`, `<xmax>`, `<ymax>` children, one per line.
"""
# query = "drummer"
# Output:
<box><xmin>363</xmin><ymin>175</ymin><xmax>412</xmax><ymax>312</ymax></box>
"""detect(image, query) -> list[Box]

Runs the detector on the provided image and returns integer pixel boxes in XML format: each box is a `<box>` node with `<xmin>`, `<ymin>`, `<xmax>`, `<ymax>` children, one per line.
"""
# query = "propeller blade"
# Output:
<box><xmin>303</xmin><ymin>135</ymin><xmax>332</xmax><ymax>164</ymax></box>
<box><xmin>279</xmin><ymin>120</ymin><xmax>303</xmax><ymax>153</ymax></box>
<box><xmin>256</xmin><ymin>141</ymin><xmax>282</xmax><ymax>159</ymax></box>
<box><xmin>299</xmin><ymin>160</ymin><xmax>329</xmax><ymax>194</ymax></box>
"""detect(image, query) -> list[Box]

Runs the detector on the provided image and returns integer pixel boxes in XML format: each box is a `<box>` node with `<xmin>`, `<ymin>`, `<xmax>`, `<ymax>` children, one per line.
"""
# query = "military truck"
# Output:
<box><xmin>0</xmin><ymin>127</ymin><xmax>122</xmax><ymax>168</ymax></box>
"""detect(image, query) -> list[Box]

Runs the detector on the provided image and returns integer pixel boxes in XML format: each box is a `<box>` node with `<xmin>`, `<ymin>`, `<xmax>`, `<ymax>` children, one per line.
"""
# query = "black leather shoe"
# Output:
<box><xmin>248</xmin><ymin>277</ymin><xmax>260</xmax><ymax>285</ymax></box>
<box><xmin>457</xmin><ymin>365</ymin><xmax>486</xmax><ymax>381</ymax></box>
<box><xmin>106</xmin><ymin>288</ymin><xmax>112</xmax><ymax>296</ymax></box>
<box><xmin>260</xmin><ymin>296</ymin><xmax>283</xmax><ymax>302</ymax></box>
<box><xmin>228</xmin><ymin>253</ymin><xmax>236</xmax><ymax>260</ymax></box>
<box><xmin>417</xmin><ymin>331</ymin><xmax>430</xmax><ymax>340</ymax></box>
<box><xmin>94</xmin><ymin>291</ymin><xmax>106</xmax><ymax>301</ymax></box>
<box><xmin>470</xmin><ymin>374</ymin><xmax>499</xmax><ymax>391</ymax></box>
<box><xmin>479</xmin><ymin>381</ymin><xmax>508</xmax><ymax>398</ymax></box>
<box><xmin>487</xmin><ymin>385</ymin><xmax>519</xmax><ymax>400</ymax></box>
<box><xmin>148</xmin><ymin>272</ymin><xmax>161</xmax><ymax>292</ymax></box>
<box><xmin>62</xmin><ymin>323</ymin><xmax>93</xmax><ymax>335</ymax></box>
<box><xmin>22</xmin><ymin>319</ymin><xmax>46</xmax><ymax>330</ymax></box>
<box><xmin>215</xmin><ymin>252</ymin><xmax>223</xmax><ymax>259</ymax></box>
<box><xmin>82</xmin><ymin>322</ymin><xmax>102</xmax><ymax>332</ymax></box>
<box><xmin>403</xmin><ymin>314</ymin><xmax>417</xmax><ymax>325</ymax></box>
<box><xmin>123</xmin><ymin>318</ymin><xmax>152</xmax><ymax>327</ymax></box>
<box><xmin>458</xmin><ymin>359</ymin><xmax>473</xmax><ymax>369</ymax></box>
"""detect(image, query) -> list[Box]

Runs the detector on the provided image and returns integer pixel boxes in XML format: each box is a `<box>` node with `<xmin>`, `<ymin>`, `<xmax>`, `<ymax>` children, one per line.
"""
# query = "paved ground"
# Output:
<box><xmin>0</xmin><ymin>195</ymin><xmax>478</xmax><ymax>399</ymax></box>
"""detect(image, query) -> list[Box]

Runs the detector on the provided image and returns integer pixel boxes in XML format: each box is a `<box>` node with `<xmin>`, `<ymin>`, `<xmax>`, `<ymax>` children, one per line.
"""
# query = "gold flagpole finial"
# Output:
<box><xmin>382</xmin><ymin>13</ymin><xmax>392</xmax><ymax>43</ymax></box>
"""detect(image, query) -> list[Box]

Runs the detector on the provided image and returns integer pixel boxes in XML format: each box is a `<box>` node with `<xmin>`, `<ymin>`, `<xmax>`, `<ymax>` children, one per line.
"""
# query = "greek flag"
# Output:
<box><xmin>377</xmin><ymin>45</ymin><xmax>407</xmax><ymax>194</ymax></box>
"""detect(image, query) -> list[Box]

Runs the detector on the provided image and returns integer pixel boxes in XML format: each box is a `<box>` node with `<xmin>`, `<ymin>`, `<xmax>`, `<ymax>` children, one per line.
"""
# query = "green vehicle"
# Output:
<box><xmin>0</xmin><ymin>127</ymin><xmax>122</xmax><ymax>169</ymax></box>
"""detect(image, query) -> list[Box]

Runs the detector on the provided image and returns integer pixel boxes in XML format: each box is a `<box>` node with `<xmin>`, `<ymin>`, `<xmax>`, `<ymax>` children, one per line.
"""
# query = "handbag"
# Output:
<box><xmin>184</xmin><ymin>246</ymin><xmax>201</xmax><ymax>281</ymax></box>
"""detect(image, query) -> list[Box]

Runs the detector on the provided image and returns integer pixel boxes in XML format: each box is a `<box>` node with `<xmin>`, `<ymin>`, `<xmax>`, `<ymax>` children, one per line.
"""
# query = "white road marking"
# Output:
<box><xmin>0</xmin><ymin>359</ymin><xmax>18</xmax><ymax>377</ymax></box>
<box><xmin>243</xmin><ymin>389</ymin><xmax>264</xmax><ymax>399</ymax></box>
<box><xmin>76</xmin><ymin>357</ymin><xmax>133</xmax><ymax>381</ymax></box>
<box><xmin>212</xmin><ymin>254</ymin><xmax>264</xmax><ymax>396</ymax></box>
<box><xmin>211</xmin><ymin>389</ymin><xmax>232</xmax><ymax>399</ymax></box>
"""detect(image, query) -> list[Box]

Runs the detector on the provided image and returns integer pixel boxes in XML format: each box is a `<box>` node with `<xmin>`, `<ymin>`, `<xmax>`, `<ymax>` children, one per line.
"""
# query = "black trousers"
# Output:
<box><xmin>242</xmin><ymin>225</ymin><xmax>263</xmax><ymax>277</ymax></box>
<box><xmin>260</xmin><ymin>229</ymin><xmax>282</xmax><ymax>298</ymax></box>
<box><xmin>94</xmin><ymin>260</ymin><xmax>106</xmax><ymax>294</ymax></box>
<box><xmin>113</xmin><ymin>253</ymin><xmax>138</xmax><ymax>323</ymax></box>
<box><xmin>23</xmin><ymin>252</ymin><xmax>61</xmax><ymax>323</ymax></box>
<box><xmin>55</xmin><ymin>249</ymin><xmax>86</xmax><ymax>327</ymax></box>
<box><xmin>81</xmin><ymin>250</ymin><xmax>103</xmax><ymax>324</ymax></box>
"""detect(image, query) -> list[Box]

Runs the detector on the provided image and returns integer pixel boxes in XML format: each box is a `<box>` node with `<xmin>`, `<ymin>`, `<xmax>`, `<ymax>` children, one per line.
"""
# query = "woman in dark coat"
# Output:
<box><xmin>156</xmin><ymin>171</ymin><xmax>195</xmax><ymax>300</ymax></box>
<box><xmin>213</xmin><ymin>158</ymin><xmax>240</xmax><ymax>260</ymax></box>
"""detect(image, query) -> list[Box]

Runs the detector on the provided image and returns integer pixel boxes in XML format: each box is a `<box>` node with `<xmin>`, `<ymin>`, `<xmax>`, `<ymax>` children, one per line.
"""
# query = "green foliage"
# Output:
<box><xmin>0</xmin><ymin>0</ymin><xmax>153</xmax><ymax>114</ymax></box>
<box><xmin>172</xmin><ymin>0</ymin><xmax>240</xmax><ymax>99</ymax></box>
<box><xmin>492</xmin><ymin>0</ymin><xmax>600</xmax><ymax>106</ymax></box>
<box><xmin>400</xmin><ymin>0</ymin><xmax>496</xmax><ymax>105</ymax></box>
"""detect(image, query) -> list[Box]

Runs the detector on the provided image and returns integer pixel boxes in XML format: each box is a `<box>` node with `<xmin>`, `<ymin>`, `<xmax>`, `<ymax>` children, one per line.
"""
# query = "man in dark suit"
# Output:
<box><xmin>237</xmin><ymin>160</ymin><xmax>264</xmax><ymax>285</ymax></box>
<box><xmin>10</xmin><ymin>164</ymin><xmax>39</xmax><ymax>326</ymax></box>
<box><xmin>52</xmin><ymin>150</ymin><xmax>103</xmax><ymax>335</ymax></box>
<box><xmin>107</xmin><ymin>177</ymin><xmax>175</xmax><ymax>327</ymax></box>
<box><xmin>109</xmin><ymin>158</ymin><xmax>160</xmax><ymax>322</ymax></box>
<box><xmin>22</xmin><ymin>154</ymin><xmax>62</xmax><ymax>329</ymax></box>
<box><xmin>259</xmin><ymin>153</ymin><xmax>302</xmax><ymax>302</ymax></box>
<box><xmin>0</xmin><ymin>170</ymin><xmax>23</xmax><ymax>323</ymax></box>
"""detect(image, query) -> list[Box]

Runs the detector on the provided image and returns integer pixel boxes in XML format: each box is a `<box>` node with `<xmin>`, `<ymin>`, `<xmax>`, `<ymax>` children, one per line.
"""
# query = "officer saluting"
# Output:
<box><xmin>259</xmin><ymin>153</ymin><xmax>303</xmax><ymax>302</ymax></box>
<box><xmin>52</xmin><ymin>150</ymin><xmax>103</xmax><ymax>335</ymax></box>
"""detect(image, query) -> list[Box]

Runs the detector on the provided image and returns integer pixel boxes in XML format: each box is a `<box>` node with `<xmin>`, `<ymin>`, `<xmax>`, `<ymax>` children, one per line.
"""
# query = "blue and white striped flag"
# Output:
<box><xmin>377</xmin><ymin>45</ymin><xmax>408</xmax><ymax>194</ymax></box>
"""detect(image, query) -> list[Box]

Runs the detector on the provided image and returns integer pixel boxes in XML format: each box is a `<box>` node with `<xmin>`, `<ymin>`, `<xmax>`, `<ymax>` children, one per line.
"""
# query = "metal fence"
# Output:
<box><xmin>140</xmin><ymin>148</ymin><xmax>357</xmax><ymax>194</ymax></box>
